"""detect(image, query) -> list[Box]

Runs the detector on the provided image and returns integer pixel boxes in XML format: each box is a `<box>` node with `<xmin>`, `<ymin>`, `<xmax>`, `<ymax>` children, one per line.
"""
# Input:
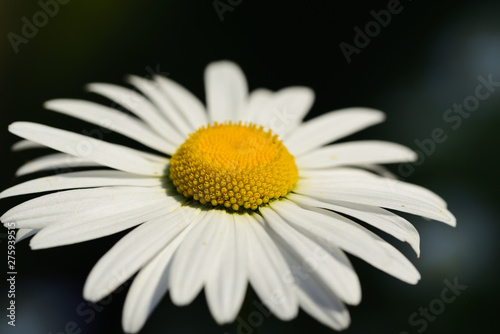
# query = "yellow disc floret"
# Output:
<box><xmin>169</xmin><ymin>122</ymin><xmax>298</xmax><ymax>211</ymax></box>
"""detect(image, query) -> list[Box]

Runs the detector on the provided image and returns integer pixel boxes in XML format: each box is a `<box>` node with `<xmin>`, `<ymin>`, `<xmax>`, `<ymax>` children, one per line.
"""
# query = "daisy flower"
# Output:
<box><xmin>1</xmin><ymin>61</ymin><xmax>455</xmax><ymax>332</ymax></box>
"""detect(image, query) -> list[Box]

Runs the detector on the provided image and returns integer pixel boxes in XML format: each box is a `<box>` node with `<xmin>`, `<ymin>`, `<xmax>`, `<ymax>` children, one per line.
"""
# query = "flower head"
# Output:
<box><xmin>169</xmin><ymin>121</ymin><xmax>298</xmax><ymax>210</ymax></box>
<box><xmin>1</xmin><ymin>61</ymin><xmax>456</xmax><ymax>332</ymax></box>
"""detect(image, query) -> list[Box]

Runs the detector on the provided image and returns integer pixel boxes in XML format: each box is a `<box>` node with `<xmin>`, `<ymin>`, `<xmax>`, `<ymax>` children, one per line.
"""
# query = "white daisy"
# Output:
<box><xmin>1</xmin><ymin>61</ymin><xmax>455</xmax><ymax>332</ymax></box>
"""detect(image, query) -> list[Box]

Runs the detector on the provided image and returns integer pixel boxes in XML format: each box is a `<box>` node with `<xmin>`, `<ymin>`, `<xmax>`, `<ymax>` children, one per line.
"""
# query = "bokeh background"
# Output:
<box><xmin>1</xmin><ymin>0</ymin><xmax>499</xmax><ymax>333</ymax></box>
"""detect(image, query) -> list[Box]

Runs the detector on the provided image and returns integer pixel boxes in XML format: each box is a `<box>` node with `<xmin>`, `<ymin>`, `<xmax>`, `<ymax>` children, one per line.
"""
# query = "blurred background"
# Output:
<box><xmin>1</xmin><ymin>0</ymin><xmax>499</xmax><ymax>333</ymax></box>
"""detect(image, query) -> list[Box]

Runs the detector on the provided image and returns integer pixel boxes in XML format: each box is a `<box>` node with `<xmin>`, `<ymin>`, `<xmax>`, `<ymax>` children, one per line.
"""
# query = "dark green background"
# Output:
<box><xmin>1</xmin><ymin>0</ymin><xmax>498</xmax><ymax>333</ymax></box>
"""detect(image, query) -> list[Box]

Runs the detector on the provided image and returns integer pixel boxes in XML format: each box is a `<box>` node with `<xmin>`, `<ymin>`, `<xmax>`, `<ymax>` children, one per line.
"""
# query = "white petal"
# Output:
<box><xmin>12</xmin><ymin>140</ymin><xmax>45</xmax><ymax>151</ymax></box>
<box><xmin>154</xmin><ymin>75</ymin><xmax>208</xmax><ymax>131</ymax></box>
<box><xmin>315</xmin><ymin>207</ymin><xmax>421</xmax><ymax>284</ymax></box>
<box><xmin>254</xmin><ymin>87</ymin><xmax>314</xmax><ymax>138</ymax></box>
<box><xmin>261</xmin><ymin>206</ymin><xmax>361</xmax><ymax>305</ymax></box>
<box><xmin>243</xmin><ymin>213</ymin><xmax>299</xmax><ymax>320</ymax></box>
<box><xmin>1</xmin><ymin>170</ymin><xmax>162</xmax><ymax>198</ymax></box>
<box><xmin>296</xmin><ymin>175</ymin><xmax>455</xmax><ymax>225</ymax></box>
<box><xmin>275</xmin><ymin>236</ymin><xmax>351</xmax><ymax>330</ymax></box>
<box><xmin>45</xmin><ymin>99</ymin><xmax>176</xmax><ymax>155</ymax></box>
<box><xmin>271</xmin><ymin>200</ymin><xmax>421</xmax><ymax>284</ymax></box>
<box><xmin>205</xmin><ymin>61</ymin><xmax>248</xmax><ymax>123</ymax></box>
<box><xmin>299</xmin><ymin>167</ymin><xmax>448</xmax><ymax>212</ymax></box>
<box><xmin>9</xmin><ymin>122</ymin><xmax>167</xmax><ymax>176</ymax></box>
<box><xmin>288</xmin><ymin>193</ymin><xmax>421</xmax><ymax>256</ymax></box>
<box><xmin>16</xmin><ymin>153</ymin><xmax>100</xmax><ymax>177</ymax></box>
<box><xmin>86</xmin><ymin>83</ymin><xmax>184</xmax><ymax>145</ymax></box>
<box><xmin>1</xmin><ymin>186</ymin><xmax>171</xmax><ymax>229</ymax></box>
<box><xmin>30</xmin><ymin>199</ymin><xmax>182</xmax><ymax>249</ymax></box>
<box><xmin>357</xmin><ymin>164</ymin><xmax>399</xmax><ymax>178</ymax></box>
<box><xmin>296</xmin><ymin>141</ymin><xmax>417</xmax><ymax>169</ymax></box>
<box><xmin>83</xmin><ymin>208</ymin><xmax>193</xmax><ymax>302</ymax></box>
<box><xmin>122</xmin><ymin>206</ymin><xmax>204</xmax><ymax>333</ymax></box>
<box><xmin>284</xmin><ymin>108</ymin><xmax>385</xmax><ymax>156</ymax></box>
<box><xmin>127</xmin><ymin>75</ymin><xmax>192</xmax><ymax>138</ymax></box>
<box><xmin>299</xmin><ymin>167</ymin><xmax>446</xmax><ymax>207</ymax></box>
<box><xmin>205</xmin><ymin>213</ymin><xmax>248</xmax><ymax>324</ymax></box>
<box><xmin>16</xmin><ymin>229</ymin><xmax>38</xmax><ymax>242</ymax></box>
<box><xmin>130</xmin><ymin>149</ymin><xmax>170</xmax><ymax>164</ymax></box>
<box><xmin>169</xmin><ymin>210</ymin><xmax>229</xmax><ymax>306</ymax></box>
<box><xmin>300</xmin><ymin>169</ymin><xmax>441</xmax><ymax>211</ymax></box>
<box><xmin>298</xmin><ymin>166</ymin><xmax>375</xmax><ymax>179</ymax></box>
<box><xmin>239</xmin><ymin>89</ymin><xmax>273</xmax><ymax>123</ymax></box>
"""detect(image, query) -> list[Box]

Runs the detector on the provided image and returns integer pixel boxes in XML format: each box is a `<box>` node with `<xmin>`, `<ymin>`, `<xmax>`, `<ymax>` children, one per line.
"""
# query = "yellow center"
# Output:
<box><xmin>169</xmin><ymin>122</ymin><xmax>298</xmax><ymax>211</ymax></box>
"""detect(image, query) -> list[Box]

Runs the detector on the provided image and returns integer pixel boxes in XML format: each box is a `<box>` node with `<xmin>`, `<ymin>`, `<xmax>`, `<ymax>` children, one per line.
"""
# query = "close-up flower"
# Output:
<box><xmin>1</xmin><ymin>61</ymin><xmax>456</xmax><ymax>333</ymax></box>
